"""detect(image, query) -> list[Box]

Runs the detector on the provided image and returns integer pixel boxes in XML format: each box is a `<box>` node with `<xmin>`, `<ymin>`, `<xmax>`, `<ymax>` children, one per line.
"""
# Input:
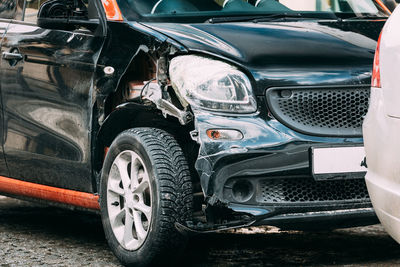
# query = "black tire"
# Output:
<box><xmin>99</xmin><ymin>128</ymin><xmax>193</xmax><ymax>266</ymax></box>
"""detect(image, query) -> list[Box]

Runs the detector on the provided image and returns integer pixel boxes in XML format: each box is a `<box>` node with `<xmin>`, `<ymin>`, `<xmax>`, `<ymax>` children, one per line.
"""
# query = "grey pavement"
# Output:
<box><xmin>1</xmin><ymin>196</ymin><xmax>400</xmax><ymax>266</ymax></box>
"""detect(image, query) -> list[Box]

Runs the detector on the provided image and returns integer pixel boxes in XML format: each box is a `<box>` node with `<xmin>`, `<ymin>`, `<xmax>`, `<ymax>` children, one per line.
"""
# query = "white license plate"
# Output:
<box><xmin>312</xmin><ymin>146</ymin><xmax>366</xmax><ymax>175</ymax></box>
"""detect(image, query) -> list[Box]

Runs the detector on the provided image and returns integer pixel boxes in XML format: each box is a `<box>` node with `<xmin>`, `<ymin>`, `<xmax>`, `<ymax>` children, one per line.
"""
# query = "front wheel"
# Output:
<box><xmin>99</xmin><ymin>128</ymin><xmax>193</xmax><ymax>266</ymax></box>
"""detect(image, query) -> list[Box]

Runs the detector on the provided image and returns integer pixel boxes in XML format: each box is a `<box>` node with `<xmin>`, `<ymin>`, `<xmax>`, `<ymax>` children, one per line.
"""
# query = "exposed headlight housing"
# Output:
<box><xmin>169</xmin><ymin>55</ymin><xmax>257</xmax><ymax>113</ymax></box>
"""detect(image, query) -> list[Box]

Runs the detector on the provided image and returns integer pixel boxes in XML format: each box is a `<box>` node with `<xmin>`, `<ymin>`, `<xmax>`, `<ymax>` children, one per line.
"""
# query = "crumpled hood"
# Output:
<box><xmin>139</xmin><ymin>20</ymin><xmax>385</xmax><ymax>94</ymax></box>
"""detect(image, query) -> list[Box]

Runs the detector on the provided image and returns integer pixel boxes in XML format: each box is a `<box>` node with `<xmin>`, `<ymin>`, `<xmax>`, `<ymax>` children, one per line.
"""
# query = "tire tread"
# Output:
<box><xmin>101</xmin><ymin>127</ymin><xmax>193</xmax><ymax>266</ymax></box>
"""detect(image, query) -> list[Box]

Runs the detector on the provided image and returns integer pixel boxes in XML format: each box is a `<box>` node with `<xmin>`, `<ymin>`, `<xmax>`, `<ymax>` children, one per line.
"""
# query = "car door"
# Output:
<box><xmin>0</xmin><ymin>0</ymin><xmax>24</xmax><ymax>177</ymax></box>
<box><xmin>0</xmin><ymin>0</ymin><xmax>104</xmax><ymax>191</ymax></box>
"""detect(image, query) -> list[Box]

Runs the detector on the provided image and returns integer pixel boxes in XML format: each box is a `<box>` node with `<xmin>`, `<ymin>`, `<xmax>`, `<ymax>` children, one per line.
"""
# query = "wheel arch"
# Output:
<box><xmin>92</xmin><ymin>102</ymin><xmax>198</xmax><ymax>193</ymax></box>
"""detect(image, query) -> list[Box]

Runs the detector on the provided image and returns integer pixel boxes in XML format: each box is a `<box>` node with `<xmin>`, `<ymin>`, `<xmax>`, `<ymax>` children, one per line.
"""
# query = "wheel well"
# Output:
<box><xmin>92</xmin><ymin>49</ymin><xmax>202</xmax><ymax>213</ymax></box>
<box><xmin>93</xmin><ymin>104</ymin><xmax>200</xmax><ymax>194</ymax></box>
<box><xmin>103</xmin><ymin>51</ymin><xmax>157</xmax><ymax>118</ymax></box>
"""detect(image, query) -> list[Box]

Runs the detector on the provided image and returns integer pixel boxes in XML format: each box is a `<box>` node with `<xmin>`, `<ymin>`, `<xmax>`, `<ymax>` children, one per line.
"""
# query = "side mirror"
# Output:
<box><xmin>37</xmin><ymin>0</ymin><xmax>99</xmax><ymax>31</ymax></box>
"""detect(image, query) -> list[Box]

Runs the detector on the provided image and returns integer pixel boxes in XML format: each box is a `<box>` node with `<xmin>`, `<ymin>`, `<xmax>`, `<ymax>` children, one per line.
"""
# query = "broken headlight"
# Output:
<box><xmin>169</xmin><ymin>55</ymin><xmax>257</xmax><ymax>113</ymax></box>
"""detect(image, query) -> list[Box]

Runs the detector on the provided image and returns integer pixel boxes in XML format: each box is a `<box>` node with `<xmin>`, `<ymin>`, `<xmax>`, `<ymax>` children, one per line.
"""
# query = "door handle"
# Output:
<box><xmin>2</xmin><ymin>52</ymin><xmax>23</xmax><ymax>61</ymax></box>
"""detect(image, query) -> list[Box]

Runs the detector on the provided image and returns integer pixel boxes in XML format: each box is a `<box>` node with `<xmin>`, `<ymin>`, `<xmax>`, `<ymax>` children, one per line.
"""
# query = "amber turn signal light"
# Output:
<box><xmin>206</xmin><ymin>129</ymin><xmax>243</xmax><ymax>140</ymax></box>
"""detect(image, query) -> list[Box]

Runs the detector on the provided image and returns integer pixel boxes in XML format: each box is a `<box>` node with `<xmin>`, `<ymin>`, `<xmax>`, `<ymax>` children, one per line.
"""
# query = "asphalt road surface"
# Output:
<box><xmin>1</xmin><ymin>196</ymin><xmax>400</xmax><ymax>266</ymax></box>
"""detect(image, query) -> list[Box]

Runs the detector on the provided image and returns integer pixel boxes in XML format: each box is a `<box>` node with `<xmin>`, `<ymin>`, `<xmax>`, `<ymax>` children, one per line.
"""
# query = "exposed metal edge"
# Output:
<box><xmin>174</xmin><ymin>220</ymin><xmax>256</xmax><ymax>235</ymax></box>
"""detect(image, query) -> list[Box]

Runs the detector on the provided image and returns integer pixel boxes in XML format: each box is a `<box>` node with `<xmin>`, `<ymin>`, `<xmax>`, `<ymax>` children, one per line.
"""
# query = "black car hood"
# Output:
<box><xmin>138</xmin><ymin>20</ymin><xmax>384</xmax><ymax>94</ymax></box>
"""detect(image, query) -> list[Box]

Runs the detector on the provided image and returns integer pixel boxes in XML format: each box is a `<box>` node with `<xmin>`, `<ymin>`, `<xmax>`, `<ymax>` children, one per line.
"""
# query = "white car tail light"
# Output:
<box><xmin>372</xmin><ymin>32</ymin><xmax>382</xmax><ymax>88</ymax></box>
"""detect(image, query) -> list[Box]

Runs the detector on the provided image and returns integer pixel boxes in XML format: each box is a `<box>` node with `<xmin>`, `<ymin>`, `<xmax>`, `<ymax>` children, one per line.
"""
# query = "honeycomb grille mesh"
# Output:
<box><xmin>259</xmin><ymin>178</ymin><xmax>369</xmax><ymax>203</ymax></box>
<box><xmin>267</xmin><ymin>86</ymin><xmax>370</xmax><ymax>136</ymax></box>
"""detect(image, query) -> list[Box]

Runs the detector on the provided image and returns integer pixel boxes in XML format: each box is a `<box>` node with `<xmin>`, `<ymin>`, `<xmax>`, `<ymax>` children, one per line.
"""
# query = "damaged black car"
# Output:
<box><xmin>0</xmin><ymin>0</ymin><xmax>390</xmax><ymax>265</ymax></box>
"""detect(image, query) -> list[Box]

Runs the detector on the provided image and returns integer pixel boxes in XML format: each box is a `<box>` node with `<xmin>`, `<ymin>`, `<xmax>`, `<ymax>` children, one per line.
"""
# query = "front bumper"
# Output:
<box><xmin>193</xmin><ymin>109</ymin><xmax>374</xmax><ymax>228</ymax></box>
<box><xmin>364</xmin><ymin>87</ymin><xmax>400</xmax><ymax>242</ymax></box>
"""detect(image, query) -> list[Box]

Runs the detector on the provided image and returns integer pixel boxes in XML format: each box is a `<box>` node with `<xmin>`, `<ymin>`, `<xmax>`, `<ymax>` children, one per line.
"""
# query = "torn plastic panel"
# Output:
<box><xmin>192</xmin><ymin>110</ymin><xmax>295</xmax><ymax>201</ymax></box>
<box><xmin>92</xmin><ymin>21</ymin><xmax>191</xmax><ymax>181</ymax></box>
<box><xmin>185</xmin><ymin>108</ymin><xmax>374</xmax><ymax>232</ymax></box>
<box><xmin>93</xmin><ymin>21</ymin><xmax>187</xmax><ymax>126</ymax></box>
<box><xmin>191</xmin><ymin>108</ymin><xmax>368</xmax><ymax>208</ymax></box>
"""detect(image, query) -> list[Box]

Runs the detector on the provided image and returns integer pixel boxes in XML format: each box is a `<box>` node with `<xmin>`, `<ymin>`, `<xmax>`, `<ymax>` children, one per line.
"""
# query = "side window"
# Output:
<box><xmin>0</xmin><ymin>0</ymin><xmax>23</xmax><ymax>20</ymax></box>
<box><xmin>24</xmin><ymin>0</ymin><xmax>47</xmax><ymax>23</ymax></box>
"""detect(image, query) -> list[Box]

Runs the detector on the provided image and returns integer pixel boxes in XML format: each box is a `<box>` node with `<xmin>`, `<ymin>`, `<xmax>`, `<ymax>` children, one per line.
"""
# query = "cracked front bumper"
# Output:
<box><xmin>193</xmin><ymin>111</ymin><xmax>376</xmax><ymax>227</ymax></box>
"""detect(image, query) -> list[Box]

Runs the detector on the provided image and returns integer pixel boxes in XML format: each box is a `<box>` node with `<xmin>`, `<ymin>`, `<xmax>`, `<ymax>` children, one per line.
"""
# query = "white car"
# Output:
<box><xmin>363</xmin><ymin>6</ymin><xmax>400</xmax><ymax>242</ymax></box>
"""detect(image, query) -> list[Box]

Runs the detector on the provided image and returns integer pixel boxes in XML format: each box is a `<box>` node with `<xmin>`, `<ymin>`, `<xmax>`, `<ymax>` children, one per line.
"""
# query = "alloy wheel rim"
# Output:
<box><xmin>107</xmin><ymin>150</ymin><xmax>152</xmax><ymax>251</ymax></box>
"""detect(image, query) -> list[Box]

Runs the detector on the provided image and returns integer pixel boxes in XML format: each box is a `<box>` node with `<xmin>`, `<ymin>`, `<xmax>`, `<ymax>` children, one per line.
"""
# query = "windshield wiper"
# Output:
<box><xmin>207</xmin><ymin>13</ymin><xmax>303</xmax><ymax>24</ymax></box>
<box><xmin>341</xmin><ymin>14</ymin><xmax>388</xmax><ymax>20</ymax></box>
<box><xmin>207</xmin><ymin>12</ymin><xmax>339</xmax><ymax>23</ymax></box>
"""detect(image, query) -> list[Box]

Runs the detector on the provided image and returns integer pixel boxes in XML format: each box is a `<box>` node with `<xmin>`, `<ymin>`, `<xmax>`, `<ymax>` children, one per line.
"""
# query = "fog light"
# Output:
<box><xmin>206</xmin><ymin>129</ymin><xmax>243</xmax><ymax>140</ymax></box>
<box><xmin>232</xmin><ymin>180</ymin><xmax>254</xmax><ymax>203</ymax></box>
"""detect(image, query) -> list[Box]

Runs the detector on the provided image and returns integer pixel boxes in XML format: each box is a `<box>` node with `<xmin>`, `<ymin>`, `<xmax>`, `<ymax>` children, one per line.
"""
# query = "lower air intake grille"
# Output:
<box><xmin>266</xmin><ymin>85</ymin><xmax>370</xmax><ymax>137</ymax></box>
<box><xmin>258</xmin><ymin>178</ymin><xmax>369</xmax><ymax>203</ymax></box>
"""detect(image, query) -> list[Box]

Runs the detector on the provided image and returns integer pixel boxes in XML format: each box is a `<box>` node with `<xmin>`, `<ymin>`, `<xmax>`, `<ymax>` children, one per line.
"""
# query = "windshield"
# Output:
<box><xmin>117</xmin><ymin>0</ymin><xmax>390</xmax><ymax>22</ymax></box>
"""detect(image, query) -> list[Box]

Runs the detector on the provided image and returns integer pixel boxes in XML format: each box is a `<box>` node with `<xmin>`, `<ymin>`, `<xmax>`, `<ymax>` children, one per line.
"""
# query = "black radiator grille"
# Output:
<box><xmin>266</xmin><ymin>86</ymin><xmax>370</xmax><ymax>137</ymax></box>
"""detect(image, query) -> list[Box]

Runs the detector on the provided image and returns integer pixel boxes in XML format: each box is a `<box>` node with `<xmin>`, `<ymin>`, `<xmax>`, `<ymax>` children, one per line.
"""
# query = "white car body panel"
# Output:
<box><xmin>364</xmin><ymin>6</ymin><xmax>400</xmax><ymax>243</ymax></box>
<box><xmin>381</xmin><ymin>7</ymin><xmax>400</xmax><ymax>118</ymax></box>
